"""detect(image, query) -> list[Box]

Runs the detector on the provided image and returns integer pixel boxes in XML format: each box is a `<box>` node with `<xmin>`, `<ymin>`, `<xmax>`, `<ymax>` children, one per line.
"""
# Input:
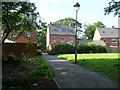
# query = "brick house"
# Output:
<box><xmin>3</xmin><ymin>28</ymin><xmax>37</xmax><ymax>56</ymax></box>
<box><xmin>46</xmin><ymin>24</ymin><xmax>75</xmax><ymax>50</ymax></box>
<box><xmin>7</xmin><ymin>28</ymin><xmax>36</xmax><ymax>43</ymax></box>
<box><xmin>93</xmin><ymin>28</ymin><xmax>120</xmax><ymax>47</ymax></box>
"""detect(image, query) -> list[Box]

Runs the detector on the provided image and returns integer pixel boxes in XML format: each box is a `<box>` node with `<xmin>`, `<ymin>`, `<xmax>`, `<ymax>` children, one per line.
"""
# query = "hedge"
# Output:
<box><xmin>48</xmin><ymin>43</ymin><xmax>107</xmax><ymax>55</ymax></box>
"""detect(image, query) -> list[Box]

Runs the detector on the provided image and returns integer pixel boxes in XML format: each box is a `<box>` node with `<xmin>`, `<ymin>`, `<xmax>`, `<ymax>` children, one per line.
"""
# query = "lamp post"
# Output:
<box><xmin>74</xmin><ymin>2</ymin><xmax>80</xmax><ymax>63</ymax></box>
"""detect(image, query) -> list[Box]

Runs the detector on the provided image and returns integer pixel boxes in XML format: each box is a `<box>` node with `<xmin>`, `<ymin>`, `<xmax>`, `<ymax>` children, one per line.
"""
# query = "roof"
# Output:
<box><xmin>97</xmin><ymin>28</ymin><xmax>119</xmax><ymax>38</ymax></box>
<box><xmin>4</xmin><ymin>39</ymin><xmax>16</xmax><ymax>43</ymax></box>
<box><xmin>48</xmin><ymin>24</ymin><xmax>75</xmax><ymax>35</ymax></box>
<box><xmin>79</xmin><ymin>39</ymin><xmax>91</xmax><ymax>44</ymax></box>
<box><xmin>92</xmin><ymin>40</ymin><xmax>106</xmax><ymax>45</ymax></box>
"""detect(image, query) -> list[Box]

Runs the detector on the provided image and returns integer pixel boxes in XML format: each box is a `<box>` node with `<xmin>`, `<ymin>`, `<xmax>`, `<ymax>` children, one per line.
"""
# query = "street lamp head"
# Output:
<box><xmin>74</xmin><ymin>2</ymin><xmax>80</xmax><ymax>8</ymax></box>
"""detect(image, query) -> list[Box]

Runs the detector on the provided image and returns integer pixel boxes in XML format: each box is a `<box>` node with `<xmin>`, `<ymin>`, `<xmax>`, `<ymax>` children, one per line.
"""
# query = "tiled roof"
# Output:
<box><xmin>92</xmin><ymin>40</ymin><xmax>106</xmax><ymax>45</ymax></box>
<box><xmin>48</xmin><ymin>24</ymin><xmax>75</xmax><ymax>35</ymax></box>
<box><xmin>98</xmin><ymin>28</ymin><xmax>119</xmax><ymax>38</ymax></box>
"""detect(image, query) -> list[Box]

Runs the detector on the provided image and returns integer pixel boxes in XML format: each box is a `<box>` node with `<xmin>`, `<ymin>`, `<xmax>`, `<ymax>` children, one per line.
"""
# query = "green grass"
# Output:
<box><xmin>58</xmin><ymin>53</ymin><xmax>119</xmax><ymax>82</ymax></box>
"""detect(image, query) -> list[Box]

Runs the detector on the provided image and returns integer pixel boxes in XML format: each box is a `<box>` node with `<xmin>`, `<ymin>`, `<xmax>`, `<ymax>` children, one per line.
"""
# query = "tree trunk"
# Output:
<box><xmin>1</xmin><ymin>28</ymin><xmax>11</xmax><ymax>44</ymax></box>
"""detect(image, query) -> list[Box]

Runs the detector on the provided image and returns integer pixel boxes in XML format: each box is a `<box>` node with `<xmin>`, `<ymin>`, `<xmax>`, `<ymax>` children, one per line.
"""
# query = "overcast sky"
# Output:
<box><xmin>30</xmin><ymin>0</ymin><xmax>118</xmax><ymax>28</ymax></box>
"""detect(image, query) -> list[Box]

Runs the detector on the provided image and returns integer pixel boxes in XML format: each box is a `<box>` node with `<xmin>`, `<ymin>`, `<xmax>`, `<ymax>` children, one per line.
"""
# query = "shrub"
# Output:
<box><xmin>2</xmin><ymin>55</ymin><xmax>21</xmax><ymax>66</ymax></box>
<box><xmin>37</xmin><ymin>51</ymin><xmax>42</xmax><ymax>56</ymax></box>
<box><xmin>48</xmin><ymin>44</ymin><xmax>75</xmax><ymax>55</ymax></box>
<box><xmin>77</xmin><ymin>42</ymin><xmax>107</xmax><ymax>53</ymax></box>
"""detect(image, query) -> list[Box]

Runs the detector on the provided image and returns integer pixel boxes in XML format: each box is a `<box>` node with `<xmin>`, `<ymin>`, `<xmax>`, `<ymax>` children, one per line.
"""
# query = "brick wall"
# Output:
<box><xmin>47</xmin><ymin>34</ymin><xmax>75</xmax><ymax>50</ymax></box>
<box><xmin>8</xmin><ymin>29</ymin><xmax>36</xmax><ymax>43</ymax></box>
<box><xmin>50</xmin><ymin>34</ymin><xmax>75</xmax><ymax>44</ymax></box>
<box><xmin>2</xmin><ymin>43</ymin><xmax>37</xmax><ymax>57</ymax></box>
<box><xmin>101</xmin><ymin>38</ymin><xmax>119</xmax><ymax>47</ymax></box>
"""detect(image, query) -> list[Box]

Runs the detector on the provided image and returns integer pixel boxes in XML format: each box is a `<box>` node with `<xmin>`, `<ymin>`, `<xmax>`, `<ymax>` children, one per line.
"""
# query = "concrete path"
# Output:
<box><xmin>43</xmin><ymin>53</ymin><xmax>119</xmax><ymax>89</ymax></box>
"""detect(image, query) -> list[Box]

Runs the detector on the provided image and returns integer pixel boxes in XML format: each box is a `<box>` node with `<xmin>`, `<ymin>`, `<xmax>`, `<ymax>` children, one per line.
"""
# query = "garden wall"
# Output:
<box><xmin>2</xmin><ymin>43</ymin><xmax>37</xmax><ymax>57</ymax></box>
<box><xmin>106</xmin><ymin>47</ymin><xmax>120</xmax><ymax>53</ymax></box>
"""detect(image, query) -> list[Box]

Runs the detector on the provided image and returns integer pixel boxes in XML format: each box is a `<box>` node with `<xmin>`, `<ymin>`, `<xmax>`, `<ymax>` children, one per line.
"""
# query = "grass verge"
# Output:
<box><xmin>58</xmin><ymin>53</ymin><xmax>119</xmax><ymax>82</ymax></box>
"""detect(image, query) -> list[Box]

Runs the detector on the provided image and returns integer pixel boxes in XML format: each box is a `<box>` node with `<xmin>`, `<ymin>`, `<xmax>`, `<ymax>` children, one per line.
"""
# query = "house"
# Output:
<box><xmin>93</xmin><ymin>28</ymin><xmax>120</xmax><ymax>47</ymax></box>
<box><xmin>46</xmin><ymin>24</ymin><xmax>75</xmax><ymax>50</ymax></box>
<box><xmin>2</xmin><ymin>28</ymin><xmax>37</xmax><ymax>57</ymax></box>
<box><xmin>7</xmin><ymin>28</ymin><xmax>36</xmax><ymax>43</ymax></box>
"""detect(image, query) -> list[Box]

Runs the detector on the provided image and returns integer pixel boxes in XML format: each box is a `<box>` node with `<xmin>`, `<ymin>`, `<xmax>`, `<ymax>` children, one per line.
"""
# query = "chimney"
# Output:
<box><xmin>50</xmin><ymin>22</ymin><xmax>52</xmax><ymax>24</ymax></box>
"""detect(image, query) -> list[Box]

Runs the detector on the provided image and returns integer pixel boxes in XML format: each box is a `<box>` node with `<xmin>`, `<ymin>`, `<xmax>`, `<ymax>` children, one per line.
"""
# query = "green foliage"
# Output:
<box><xmin>2</xmin><ymin>54</ymin><xmax>21</xmax><ymax>66</ymax></box>
<box><xmin>77</xmin><ymin>42</ymin><xmax>107</xmax><ymax>53</ymax></box>
<box><xmin>37</xmin><ymin>22</ymin><xmax>47</xmax><ymax>51</ymax></box>
<box><xmin>27</xmin><ymin>64</ymin><xmax>53</xmax><ymax>82</ymax></box>
<box><xmin>53</xmin><ymin>17</ymin><xmax>82</xmax><ymax>28</ymax></box>
<box><xmin>2</xmin><ymin>1</ymin><xmax>41</xmax><ymax>43</ymax></box>
<box><xmin>104</xmin><ymin>0</ymin><xmax>120</xmax><ymax>16</ymax></box>
<box><xmin>48</xmin><ymin>44</ymin><xmax>75</xmax><ymax>55</ymax></box>
<box><xmin>3</xmin><ymin>55</ymin><xmax>53</xmax><ymax>89</ymax></box>
<box><xmin>84</xmin><ymin>21</ymin><xmax>105</xmax><ymax>40</ymax></box>
<box><xmin>37</xmin><ymin>51</ymin><xmax>42</xmax><ymax>56</ymax></box>
<box><xmin>26</xmin><ymin>40</ymin><xmax>34</xmax><ymax>48</ymax></box>
<box><xmin>48</xmin><ymin>43</ymin><xmax>107</xmax><ymax>55</ymax></box>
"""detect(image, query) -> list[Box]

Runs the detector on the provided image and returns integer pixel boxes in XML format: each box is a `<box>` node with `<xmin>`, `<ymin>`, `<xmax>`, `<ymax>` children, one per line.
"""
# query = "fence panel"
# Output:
<box><xmin>2</xmin><ymin>43</ymin><xmax>37</xmax><ymax>57</ymax></box>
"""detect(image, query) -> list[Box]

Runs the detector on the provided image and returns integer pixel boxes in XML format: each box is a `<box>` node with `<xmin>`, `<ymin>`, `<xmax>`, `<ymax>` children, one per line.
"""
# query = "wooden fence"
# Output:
<box><xmin>106</xmin><ymin>47</ymin><xmax>120</xmax><ymax>53</ymax></box>
<box><xmin>2</xmin><ymin>43</ymin><xmax>37</xmax><ymax>57</ymax></box>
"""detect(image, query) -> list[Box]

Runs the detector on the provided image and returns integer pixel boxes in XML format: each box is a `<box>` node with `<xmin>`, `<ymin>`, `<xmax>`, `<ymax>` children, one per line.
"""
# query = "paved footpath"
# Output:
<box><xmin>43</xmin><ymin>53</ymin><xmax>119</xmax><ymax>89</ymax></box>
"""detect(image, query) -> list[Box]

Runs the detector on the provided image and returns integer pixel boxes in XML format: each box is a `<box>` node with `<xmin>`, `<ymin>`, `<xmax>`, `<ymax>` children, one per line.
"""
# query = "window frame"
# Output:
<box><xmin>112</xmin><ymin>39</ymin><xmax>117</xmax><ymax>43</ymax></box>
<box><xmin>61</xmin><ymin>37</ymin><xmax>64</xmax><ymax>42</ymax></box>
<box><xmin>26</xmin><ymin>31</ymin><xmax>31</xmax><ymax>37</ymax></box>
<box><xmin>69</xmin><ymin>37</ymin><xmax>73</xmax><ymax>42</ymax></box>
<box><xmin>12</xmin><ymin>32</ymin><xmax>16</xmax><ymax>37</ymax></box>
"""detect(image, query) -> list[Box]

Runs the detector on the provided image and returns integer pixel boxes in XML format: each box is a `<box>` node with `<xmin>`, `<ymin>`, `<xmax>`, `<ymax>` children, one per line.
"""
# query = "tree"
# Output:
<box><xmin>1</xmin><ymin>1</ymin><xmax>40</xmax><ymax>43</ymax></box>
<box><xmin>37</xmin><ymin>22</ymin><xmax>47</xmax><ymax>51</ymax></box>
<box><xmin>53</xmin><ymin>17</ymin><xmax>82</xmax><ymax>28</ymax></box>
<box><xmin>104</xmin><ymin>0</ymin><xmax>120</xmax><ymax>16</ymax></box>
<box><xmin>84</xmin><ymin>21</ymin><xmax>105</xmax><ymax>40</ymax></box>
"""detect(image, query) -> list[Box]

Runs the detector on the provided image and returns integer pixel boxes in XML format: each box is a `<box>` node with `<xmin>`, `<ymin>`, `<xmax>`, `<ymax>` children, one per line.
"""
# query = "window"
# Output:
<box><xmin>26</xmin><ymin>32</ymin><xmax>31</xmax><ymax>37</ymax></box>
<box><xmin>112</xmin><ymin>39</ymin><xmax>117</xmax><ymax>43</ymax></box>
<box><xmin>12</xmin><ymin>32</ymin><xmax>16</xmax><ymax>37</ymax></box>
<box><xmin>53</xmin><ymin>37</ymin><xmax>56</xmax><ymax>42</ymax></box>
<box><xmin>61</xmin><ymin>37</ymin><xmax>64</xmax><ymax>42</ymax></box>
<box><xmin>103</xmin><ymin>38</ymin><xmax>107</xmax><ymax>43</ymax></box>
<box><xmin>69</xmin><ymin>37</ymin><xmax>73</xmax><ymax>42</ymax></box>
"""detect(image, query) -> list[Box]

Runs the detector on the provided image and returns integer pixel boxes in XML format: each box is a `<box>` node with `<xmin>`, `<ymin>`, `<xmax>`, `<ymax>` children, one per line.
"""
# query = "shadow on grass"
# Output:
<box><xmin>63</xmin><ymin>58</ymin><xmax>119</xmax><ymax>82</ymax></box>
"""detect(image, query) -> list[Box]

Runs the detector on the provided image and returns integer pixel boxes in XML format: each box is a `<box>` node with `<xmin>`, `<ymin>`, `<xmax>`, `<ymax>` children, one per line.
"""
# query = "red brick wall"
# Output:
<box><xmin>2</xmin><ymin>43</ymin><xmax>37</xmax><ymax>57</ymax></box>
<box><xmin>101</xmin><ymin>38</ymin><xmax>119</xmax><ymax>47</ymax></box>
<box><xmin>49</xmin><ymin>34</ymin><xmax>75</xmax><ymax>49</ymax></box>
<box><xmin>8</xmin><ymin>29</ymin><xmax>36</xmax><ymax>43</ymax></box>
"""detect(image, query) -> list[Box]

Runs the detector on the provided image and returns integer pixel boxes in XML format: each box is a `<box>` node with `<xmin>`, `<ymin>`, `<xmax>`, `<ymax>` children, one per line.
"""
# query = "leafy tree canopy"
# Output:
<box><xmin>53</xmin><ymin>17</ymin><xmax>82</xmax><ymax>28</ymax></box>
<box><xmin>104</xmin><ymin>0</ymin><xmax>120</xmax><ymax>16</ymax></box>
<box><xmin>37</xmin><ymin>22</ymin><xmax>47</xmax><ymax>51</ymax></box>
<box><xmin>1</xmin><ymin>1</ymin><xmax>40</xmax><ymax>43</ymax></box>
<box><xmin>84</xmin><ymin>21</ymin><xmax>105</xmax><ymax>40</ymax></box>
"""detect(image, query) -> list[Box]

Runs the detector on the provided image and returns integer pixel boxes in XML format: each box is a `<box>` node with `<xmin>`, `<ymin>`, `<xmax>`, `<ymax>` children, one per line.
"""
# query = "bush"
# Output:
<box><xmin>48</xmin><ymin>44</ymin><xmax>75</xmax><ymax>55</ymax></box>
<box><xmin>48</xmin><ymin>43</ymin><xmax>107</xmax><ymax>55</ymax></box>
<box><xmin>77</xmin><ymin>42</ymin><xmax>107</xmax><ymax>53</ymax></box>
<box><xmin>37</xmin><ymin>51</ymin><xmax>42</xmax><ymax>56</ymax></box>
<box><xmin>2</xmin><ymin>55</ymin><xmax>21</xmax><ymax>66</ymax></box>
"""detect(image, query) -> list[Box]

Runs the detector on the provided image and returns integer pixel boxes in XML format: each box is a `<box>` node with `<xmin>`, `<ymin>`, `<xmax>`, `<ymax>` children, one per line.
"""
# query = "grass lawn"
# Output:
<box><xmin>58</xmin><ymin>53</ymin><xmax>119</xmax><ymax>82</ymax></box>
<box><xmin>2</xmin><ymin>55</ymin><xmax>58</xmax><ymax>89</ymax></box>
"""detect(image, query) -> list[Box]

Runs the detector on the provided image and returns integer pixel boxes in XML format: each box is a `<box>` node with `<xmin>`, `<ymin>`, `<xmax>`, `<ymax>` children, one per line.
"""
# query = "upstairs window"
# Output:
<box><xmin>12</xmin><ymin>32</ymin><xmax>16</xmax><ymax>37</ymax></box>
<box><xmin>103</xmin><ymin>38</ymin><xmax>107</xmax><ymax>43</ymax></box>
<box><xmin>112</xmin><ymin>39</ymin><xmax>117</xmax><ymax>43</ymax></box>
<box><xmin>69</xmin><ymin>37</ymin><xmax>73</xmax><ymax>42</ymax></box>
<box><xmin>26</xmin><ymin>32</ymin><xmax>31</xmax><ymax>37</ymax></box>
<box><xmin>53</xmin><ymin>37</ymin><xmax>56</xmax><ymax>42</ymax></box>
<box><xmin>61</xmin><ymin>37</ymin><xmax>64</xmax><ymax>42</ymax></box>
